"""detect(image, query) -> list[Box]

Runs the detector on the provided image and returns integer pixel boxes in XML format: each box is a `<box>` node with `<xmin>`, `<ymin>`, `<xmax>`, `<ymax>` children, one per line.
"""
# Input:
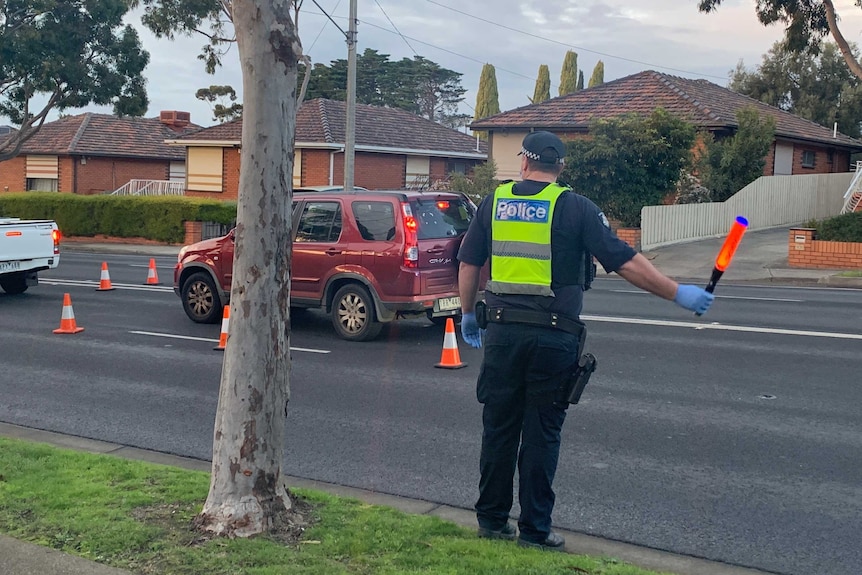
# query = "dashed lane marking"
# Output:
<box><xmin>128</xmin><ymin>330</ymin><xmax>331</xmax><ymax>353</ymax></box>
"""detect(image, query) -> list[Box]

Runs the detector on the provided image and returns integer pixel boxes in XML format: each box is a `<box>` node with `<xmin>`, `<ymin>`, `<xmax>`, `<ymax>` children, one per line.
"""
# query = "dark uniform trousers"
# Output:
<box><xmin>475</xmin><ymin>320</ymin><xmax>580</xmax><ymax>543</ymax></box>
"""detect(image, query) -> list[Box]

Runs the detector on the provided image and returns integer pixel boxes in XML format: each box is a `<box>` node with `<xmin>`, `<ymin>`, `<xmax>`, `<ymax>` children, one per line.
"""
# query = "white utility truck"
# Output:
<box><xmin>0</xmin><ymin>217</ymin><xmax>60</xmax><ymax>294</ymax></box>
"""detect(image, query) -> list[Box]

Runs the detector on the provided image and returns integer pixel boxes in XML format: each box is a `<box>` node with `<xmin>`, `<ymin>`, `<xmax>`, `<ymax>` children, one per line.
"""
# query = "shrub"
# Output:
<box><xmin>447</xmin><ymin>161</ymin><xmax>499</xmax><ymax>203</ymax></box>
<box><xmin>809</xmin><ymin>212</ymin><xmax>862</xmax><ymax>242</ymax></box>
<box><xmin>560</xmin><ymin>109</ymin><xmax>696</xmax><ymax>227</ymax></box>
<box><xmin>699</xmin><ymin>107</ymin><xmax>775</xmax><ymax>202</ymax></box>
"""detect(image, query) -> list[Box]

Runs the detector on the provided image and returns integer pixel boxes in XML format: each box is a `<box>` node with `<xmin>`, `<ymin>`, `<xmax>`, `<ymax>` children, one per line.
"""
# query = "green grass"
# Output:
<box><xmin>0</xmin><ymin>437</ymin><xmax>670</xmax><ymax>575</ymax></box>
<box><xmin>836</xmin><ymin>269</ymin><xmax>862</xmax><ymax>277</ymax></box>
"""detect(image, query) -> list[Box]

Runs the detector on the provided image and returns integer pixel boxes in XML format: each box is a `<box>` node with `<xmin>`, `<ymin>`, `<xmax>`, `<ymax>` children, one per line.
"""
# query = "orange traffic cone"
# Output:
<box><xmin>144</xmin><ymin>258</ymin><xmax>160</xmax><ymax>285</ymax></box>
<box><xmin>214</xmin><ymin>306</ymin><xmax>229</xmax><ymax>350</ymax></box>
<box><xmin>96</xmin><ymin>262</ymin><xmax>115</xmax><ymax>291</ymax></box>
<box><xmin>53</xmin><ymin>293</ymin><xmax>85</xmax><ymax>334</ymax></box>
<box><xmin>434</xmin><ymin>317</ymin><xmax>467</xmax><ymax>369</ymax></box>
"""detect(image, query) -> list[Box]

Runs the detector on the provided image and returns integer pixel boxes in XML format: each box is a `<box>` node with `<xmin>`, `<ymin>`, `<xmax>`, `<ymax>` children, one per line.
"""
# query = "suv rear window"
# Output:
<box><xmin>352</xmin><ymin>201</ymin><xmax>396</xmax><ymax>241</ymax></box>
<box><xmin>409</xmin><ymin>197</ymin><xmax>473</xmax><ymax>240</ymax></box>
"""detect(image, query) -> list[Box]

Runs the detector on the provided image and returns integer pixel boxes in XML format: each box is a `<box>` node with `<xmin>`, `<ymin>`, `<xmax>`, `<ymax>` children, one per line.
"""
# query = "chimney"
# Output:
<box><xmin>160</xmin><ymin>110</ymin><xmax>191</xmax><ymax>130</ymax></box>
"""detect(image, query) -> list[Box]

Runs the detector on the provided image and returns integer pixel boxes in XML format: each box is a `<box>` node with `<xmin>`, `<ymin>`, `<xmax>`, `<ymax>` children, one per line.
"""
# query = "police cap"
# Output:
<box><xmin>518</xmin><ymin>131</ymin><xmax>566</xmax><ymax>165</ymax></box>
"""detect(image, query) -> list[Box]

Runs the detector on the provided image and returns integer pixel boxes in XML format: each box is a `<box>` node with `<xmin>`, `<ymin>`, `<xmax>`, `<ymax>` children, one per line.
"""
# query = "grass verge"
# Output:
<box><xmin>835</xmin><ymin>269</ymin><xmax>862</xmax><ymax>277</ymax></box>
<box><xmin>0</xmin><ymin>437</ymin><xmax>670</xmax><ymax>575</ymax></box>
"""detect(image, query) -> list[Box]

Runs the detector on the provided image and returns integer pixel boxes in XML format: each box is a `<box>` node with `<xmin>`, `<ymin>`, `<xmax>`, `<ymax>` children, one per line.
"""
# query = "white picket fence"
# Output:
<box><xmin>641</xmin><ymin>172</ymin><xmax>855</xmax><ymax>251</ymax></box>
<box><xmin>110</xmin><ymin>179</ymin><xmax>185</xmax><ymax>196</ymax></box>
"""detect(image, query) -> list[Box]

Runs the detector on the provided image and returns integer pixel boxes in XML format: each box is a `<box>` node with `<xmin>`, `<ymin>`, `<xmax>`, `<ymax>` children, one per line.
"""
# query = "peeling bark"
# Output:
<box><xmin>196</xmin><ymin>0</ymin><xmax>301</xmax><ymax>538</ymax></box>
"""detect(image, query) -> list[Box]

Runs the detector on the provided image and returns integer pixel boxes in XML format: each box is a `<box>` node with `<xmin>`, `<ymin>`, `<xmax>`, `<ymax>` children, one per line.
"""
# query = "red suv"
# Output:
<box><xmin>173</xmin><ymin>189</ymin><xmax>476</xmax><ymax>341</ymax></box>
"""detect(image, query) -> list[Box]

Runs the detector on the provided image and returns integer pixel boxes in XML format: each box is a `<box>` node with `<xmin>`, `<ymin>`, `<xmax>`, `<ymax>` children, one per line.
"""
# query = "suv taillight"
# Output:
<box><xmin>401</xmin><ymin>202</ymin><xmax>418</xmax><ymax>268</ymax></box>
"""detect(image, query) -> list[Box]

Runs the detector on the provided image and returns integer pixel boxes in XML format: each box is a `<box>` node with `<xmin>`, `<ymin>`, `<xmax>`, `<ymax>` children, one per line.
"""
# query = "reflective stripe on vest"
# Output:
<box><xmin>487</xmin><ymin>181</ymin><xmax>568</xmax><ymax>296</ymax></box>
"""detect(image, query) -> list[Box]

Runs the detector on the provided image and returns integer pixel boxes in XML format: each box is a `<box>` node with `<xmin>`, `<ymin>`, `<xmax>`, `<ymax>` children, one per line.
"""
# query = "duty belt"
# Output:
<box><xmin>481</xmin><ymin>305</ymin><xmax>585</xmax><ymax>337</ymax></box>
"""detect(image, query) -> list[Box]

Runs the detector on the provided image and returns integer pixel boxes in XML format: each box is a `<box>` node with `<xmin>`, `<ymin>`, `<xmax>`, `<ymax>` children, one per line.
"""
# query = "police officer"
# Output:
<box><xmin>457</xmin><ymin>131</ymin><xmax>713</xmax><ymax>551</ymax></box>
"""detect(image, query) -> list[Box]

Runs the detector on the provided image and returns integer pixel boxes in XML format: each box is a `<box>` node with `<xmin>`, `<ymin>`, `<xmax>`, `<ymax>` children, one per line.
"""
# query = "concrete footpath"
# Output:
<box><xmin>1</xmin><ymin>226</ymin><xmax>859</xmax><ymax>575</ymax></box>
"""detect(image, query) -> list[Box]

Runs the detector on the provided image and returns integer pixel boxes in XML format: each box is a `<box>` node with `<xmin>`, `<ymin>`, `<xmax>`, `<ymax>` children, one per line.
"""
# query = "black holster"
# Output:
<box><xmin>475</xmin><ymin>300</ymin><xmax>488</xmax><ymax>329</ymax></box>
<box><xmin>562</xmin><ymin>353</ymin><xmax>597</xmax><ymax>404</ymax></box>
<box><xmin>475</xmin><ymin>299</ymin><xmax>597</xmax><ymax>405</ymax></box>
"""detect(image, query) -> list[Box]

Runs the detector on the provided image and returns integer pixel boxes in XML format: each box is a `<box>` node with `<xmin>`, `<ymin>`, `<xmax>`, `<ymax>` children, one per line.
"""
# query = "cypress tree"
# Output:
<box><xmin>474</xmin><ymin>63</ymin><xmax>500</xmax><ymax>140</ymax></box>
<box><xmin>577</xmin><ymin>70</ymin><xmax>584</xmax><ymax>91</ymax></box>
<box><xmin>588</xmin><ymin>61</ymin><xmax>605</xmax><ymax>88</ymax></box>
<box><xmin>559</xmin><ymin>51</ymin><xmax>578</xmax><ymax>95</ymax></box>
<box><xmin>531</xmin><ymin>64</ymin><xmax>551</xmax><ymax>103</ymax></box>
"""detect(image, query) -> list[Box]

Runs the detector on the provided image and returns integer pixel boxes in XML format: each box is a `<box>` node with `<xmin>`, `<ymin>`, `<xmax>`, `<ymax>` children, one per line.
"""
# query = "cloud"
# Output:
<box><xmin>5</xmin><ymin>0</ymin><xmax>862</xmax><ymax>129</ymax></box>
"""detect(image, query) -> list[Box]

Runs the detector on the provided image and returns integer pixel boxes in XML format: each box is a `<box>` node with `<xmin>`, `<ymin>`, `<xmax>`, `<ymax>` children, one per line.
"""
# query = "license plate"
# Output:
<box><xmin>434</xmin><ymin>296</ymin><xmax>461</xmax><ymax>312</ymax></box>
<box><xmin>0</xmin><ymin>260</ymin><xmax>21</xmax><ymax>272</ymax></box>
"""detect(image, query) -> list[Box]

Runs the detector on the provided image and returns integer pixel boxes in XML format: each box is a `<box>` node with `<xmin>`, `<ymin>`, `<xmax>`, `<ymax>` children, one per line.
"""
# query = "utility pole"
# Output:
<box><xmin>344</xmin><ymin>0</ymin><xmax>357</xmax><ymax>191</ymax></box>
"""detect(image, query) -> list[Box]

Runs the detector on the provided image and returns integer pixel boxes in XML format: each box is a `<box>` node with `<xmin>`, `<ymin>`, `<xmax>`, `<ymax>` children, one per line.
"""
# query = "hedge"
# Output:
<box><xmin>805</xmin><ymin>211</ymin><xmax>862</xmax><ymax>243</ymax></box>
<box><xmin>0</xmin><ymin>193</ymin><xmax>237</xmax><ymax>244</ymax></box>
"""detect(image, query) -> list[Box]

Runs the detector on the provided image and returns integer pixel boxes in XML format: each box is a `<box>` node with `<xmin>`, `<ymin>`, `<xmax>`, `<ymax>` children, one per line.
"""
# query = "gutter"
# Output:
<box><xmin>166</xmin><ymin>139</ymin><xmax>486</xmax><ymax>160</ymax></box>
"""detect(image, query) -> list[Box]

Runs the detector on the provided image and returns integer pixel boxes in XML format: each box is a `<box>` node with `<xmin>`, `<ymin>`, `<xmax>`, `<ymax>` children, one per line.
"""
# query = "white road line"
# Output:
<box><xmin>581</xmin><ymin>315</ymin><xmax>862</xmax><ymax>340</ymax></box>
<box><xmin>129</xmin><ymin>330</ymin><xmax>332</xmax><ymax>353</ymax></box>
<box><xmin>609</xmin><ymin>289</ymin><xmax>802</xmax><ymax>303</ymax></box>
<box><xmin>129</xmin><ymin>331</ymin><xmax>214</xmax><ymax>343</ymax></box>
<box><xmin>41</xmin><ymin>279</ymin><xmax>173</xmax><ymax>292</ymax></box>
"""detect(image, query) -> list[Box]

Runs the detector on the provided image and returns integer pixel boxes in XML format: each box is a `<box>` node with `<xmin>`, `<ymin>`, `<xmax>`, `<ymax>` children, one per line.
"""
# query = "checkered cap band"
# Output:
<box><xmin>520</xmin><ymin>147</ymin><xmax>564</xmax><ymax>164</ymax></box>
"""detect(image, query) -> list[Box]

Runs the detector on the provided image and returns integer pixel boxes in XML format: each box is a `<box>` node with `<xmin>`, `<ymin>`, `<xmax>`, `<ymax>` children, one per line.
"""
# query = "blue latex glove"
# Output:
<box><xmin>674</xmin><ymin>284</ymin><xmax>715</xmax><ymax>315</ymax></box>
<box><xmin>460</xmin><ymin>312</ymin><xmax>485</xmax><ymax>348</ymax></box>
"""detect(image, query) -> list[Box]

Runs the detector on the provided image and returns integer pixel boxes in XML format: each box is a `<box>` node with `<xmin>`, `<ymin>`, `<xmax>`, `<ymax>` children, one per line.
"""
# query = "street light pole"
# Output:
<box><xmin>344</xmin><ymin>0</ymin><xmax>357</xmax><ymax>191</ymax></box>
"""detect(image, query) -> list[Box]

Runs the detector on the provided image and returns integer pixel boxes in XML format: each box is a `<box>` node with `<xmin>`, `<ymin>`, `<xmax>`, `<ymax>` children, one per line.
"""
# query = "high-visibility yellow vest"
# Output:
<box><xmin>487</xmin><ymin>181</ymin><xmax>569</xmax><ymax>296</ymax></box>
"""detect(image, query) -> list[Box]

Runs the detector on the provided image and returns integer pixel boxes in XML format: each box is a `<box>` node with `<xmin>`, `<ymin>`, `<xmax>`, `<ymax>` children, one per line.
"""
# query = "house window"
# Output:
<box><xmin>405</xmin><ymin>156</ymin><xmax>430</xmax><ymax>189</ymax></box>
<box><xmin>801</xmin><ymin>150</ymin><xmax>816</xmax><ymax>169</ymax></box>
<box><xmin>25</xmin><ymin>155</ymin><xmax>59</xmax><ymax>191</ymax></box>
<box><xmin>26</xmin><ymin>178</ymin><xmax>58</xmax><ymax>192</ymax></box>
<box><xmin>187</xmin><ymin>147</ymin><xmax>224</xmax><ymax>192</ymax></box>
<box><xmin>293</xmin><ymin>149</ymin><xmax>302</xmax><ymax>187</ymax></box>
<box><xmin>446</xmin><ymin>160</ymin><xmax>467</xmax><ymax>175</ymax></box>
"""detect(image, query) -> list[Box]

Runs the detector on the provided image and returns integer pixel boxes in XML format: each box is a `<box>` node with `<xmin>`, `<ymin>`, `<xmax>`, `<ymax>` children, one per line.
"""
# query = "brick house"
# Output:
<box><xmin>470</xmin><ymin>70</ymin><xmax>862</xmax><ymax>182</ymax></box>
<box><xmin>0</xmin><ymin>111</ymin><xmax>198</xmax><ymax>194</ymax></box>
<box><xmin>167</xmin><ymin>98</ymin><xmax>488</xmax><ymax>200</ymax></box>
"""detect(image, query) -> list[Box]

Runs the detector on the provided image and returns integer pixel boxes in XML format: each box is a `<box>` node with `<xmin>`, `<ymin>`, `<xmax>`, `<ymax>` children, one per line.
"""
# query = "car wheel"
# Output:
<box><xmin>181</xmin><ymin>272</ymin><xmax>223</xmax><ymax>324</ymax></box>
<box><xmin>0</xmin><ymin>273</ymin><xmax>28</xmax><ymax>295</ymax></box>
<box><xmin>331</xmin><ymin>284</ymin><xmax>383</xmax><ymax>341</ymax></box>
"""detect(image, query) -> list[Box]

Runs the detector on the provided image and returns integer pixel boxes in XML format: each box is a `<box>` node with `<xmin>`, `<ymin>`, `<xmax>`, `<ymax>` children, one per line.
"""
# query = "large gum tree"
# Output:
<box><xmin>0</xmin><ymin>0</ymin><xmax>149</xmax><ymax>161</ymax></box>
<box><xmin>135</xmin><ymin>0</ymin><xmax>302</xmax><ymax>536</ymax></box>
<box><xmin>699</xmin><ymin>0</ymin><xmax>862</xmax><ymax>81</ymax></box>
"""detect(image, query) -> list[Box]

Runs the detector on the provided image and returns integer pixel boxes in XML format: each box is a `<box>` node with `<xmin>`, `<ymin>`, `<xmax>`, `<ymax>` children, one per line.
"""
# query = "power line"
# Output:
<box><xmin>308</xmin><ymin>0</ymin><xmax>347</xmax><ymax>37</ymax></box>
<box><xmin>298</xmin><ymin>9</ymin><xmax>558</xmax><ymax>111</ymax></box>
<box><xmin>372</xmin><ymin>0</ymin><xmax>419</xmax><ymax>56</ymax></box>
<box><xmin>423</xmin><ymin>0</ymin><xmax>728</xmax><ymax>81</ymax></box>
<box><xmin>357</xmin><ymin>19</ymin><xmax>538</xmax><ymax>83</ymax></box>
<box><xmin>301</xmin><ymin>9</ymin><xmax>554</xmax><ymax>86</ymax></box>
<box><xmin>307</xmin><ymin>0</ymin><xmax>343</xmax><ymax>53</ymax></box>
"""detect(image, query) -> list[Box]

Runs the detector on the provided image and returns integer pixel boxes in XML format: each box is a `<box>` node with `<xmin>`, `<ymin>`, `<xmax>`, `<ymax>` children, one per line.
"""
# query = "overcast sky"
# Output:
<box><xmin>12</xmin><ymin>1</ymin><xmax>862</xmax><ymax>129</ymax></box>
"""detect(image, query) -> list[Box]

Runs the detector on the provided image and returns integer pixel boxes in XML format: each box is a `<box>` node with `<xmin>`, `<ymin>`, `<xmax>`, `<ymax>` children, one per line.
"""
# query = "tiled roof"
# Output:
<box><xmin>19</xmin><ymin>113</ymin><xmax>199</xmax><ymax>160</ymax></box>
<box><xmin>179</xmin><ymin>99</ymin><xmax>488</xmax><ymax>157</ymax></box>
<box><xmin>470</xmin><ymin>70</ymin><xmax>862</xmax><ymax>150</ymax></box>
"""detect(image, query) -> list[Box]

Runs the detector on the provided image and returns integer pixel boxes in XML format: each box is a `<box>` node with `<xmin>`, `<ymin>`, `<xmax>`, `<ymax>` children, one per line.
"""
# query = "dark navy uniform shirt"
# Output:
<box><xmin>457</xmin><ymin>180</ymin><xmax>637</xmax><ymax>320</ymax></box>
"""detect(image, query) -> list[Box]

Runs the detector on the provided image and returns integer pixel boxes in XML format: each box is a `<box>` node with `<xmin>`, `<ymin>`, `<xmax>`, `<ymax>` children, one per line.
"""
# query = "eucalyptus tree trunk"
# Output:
<box><xmin>196</xmin><ymin>0</ymin><xmax>301</xmax><ymax>537</ymax></box>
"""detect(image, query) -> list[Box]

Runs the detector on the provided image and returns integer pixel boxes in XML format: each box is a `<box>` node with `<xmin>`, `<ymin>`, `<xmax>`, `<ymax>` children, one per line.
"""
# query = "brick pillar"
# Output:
<box><xmin>788</xmin><ymin>228</ymin><xmax>815</xmax><ymax>268</ymax></box>
<box><xmin>184</xmin><ymin>221</ymin><xmax>203</xmax><ymax>245</ymax></box>
<box><xmin>615</xmin><ymin>227</ymin><xmax>642</xmax><ymax>251</ymax></box>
